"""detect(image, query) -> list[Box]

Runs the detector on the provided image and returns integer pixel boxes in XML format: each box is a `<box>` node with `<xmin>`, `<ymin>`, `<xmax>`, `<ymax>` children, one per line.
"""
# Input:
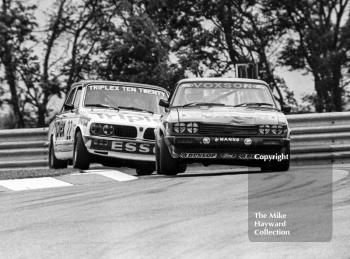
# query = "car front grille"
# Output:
<box><xmin>113</xmin><ymin>125</ymin><xmax>137</xmax><ymax>138</ymax></box>
<box><xmin>198</xmin><ymin>123</ymin><xmax>258</xmax><ymax>136</ymax></box>
<box><xmin>143</xmin><ymin>128</ymin><xmax>155</xmax><ymax>140</ymax></box>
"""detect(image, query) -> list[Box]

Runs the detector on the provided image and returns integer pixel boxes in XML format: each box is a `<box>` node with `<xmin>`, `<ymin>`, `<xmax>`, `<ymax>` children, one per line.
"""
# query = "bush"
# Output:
<box><xmin>0</xmin><ymin>112</ymin><xmax>16</xmax><ymax>129</ymax></box>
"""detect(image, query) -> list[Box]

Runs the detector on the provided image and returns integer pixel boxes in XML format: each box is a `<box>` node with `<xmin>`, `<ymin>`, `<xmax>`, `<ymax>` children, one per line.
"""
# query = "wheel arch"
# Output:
<box><xmin>74</xmin><ymin>126</ymin><xmax>82</xmax><ymax>136</ymax></box>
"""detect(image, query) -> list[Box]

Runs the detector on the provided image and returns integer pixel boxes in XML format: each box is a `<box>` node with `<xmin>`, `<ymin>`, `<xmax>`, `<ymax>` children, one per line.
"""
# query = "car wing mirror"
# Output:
<box><xmin>64</xmin><ymin>103</ymin><xmax>74</xmax><ymax>111</ymax></box>
<box><xmin>281</xmin><ymin>104</ymin><xmax>291</xmax><ymax>114</ymax></box>
<box><xmin>159</xmin><ymin>99</ymin><xmax>169</xmax><ymax>108</ymax></box>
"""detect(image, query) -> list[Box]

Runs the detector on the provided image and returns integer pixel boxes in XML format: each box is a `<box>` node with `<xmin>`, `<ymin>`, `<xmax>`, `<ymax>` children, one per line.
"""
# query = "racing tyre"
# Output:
<box><xmin>156</xmin><ymin>137</ymin><xmax>185</xmax><ymax>176</ymax></box>
<box><xmin>260</xmin><ymin>146</ymin><xmax>290</xmax><ymax>172</ymax></box>
<box><xmin>49</xmin><ymin>140</ymin><xmax>68</xmax><ymax>169</ymax></box>
<box><xmin>136</xmin><ymin>163</ymin><xmax>155</xmax><ymax>176</ymax></box>
<box><xmin>261</xmin><ymin>160</ymin><xmax>290</xmax><ymax>172</ymax></box>
<box><xmin>73</xmin><ymin>131</ymin><xmax>90</xmax><ymax>170</ymax></box>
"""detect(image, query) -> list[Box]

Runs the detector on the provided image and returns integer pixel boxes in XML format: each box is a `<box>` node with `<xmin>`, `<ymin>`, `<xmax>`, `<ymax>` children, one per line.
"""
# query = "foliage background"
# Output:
<box><xmin>0</xmin><ymin>0</ymin><xmax>349</xmax><ymax>128</ymax></box>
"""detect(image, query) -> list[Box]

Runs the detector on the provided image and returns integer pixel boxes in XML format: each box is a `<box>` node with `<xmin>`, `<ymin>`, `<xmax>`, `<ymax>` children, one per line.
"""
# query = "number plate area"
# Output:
<box><xmin>91</xmin><ymin>139</ymin><xmax>155</xmax><ymax>155</ymax></box>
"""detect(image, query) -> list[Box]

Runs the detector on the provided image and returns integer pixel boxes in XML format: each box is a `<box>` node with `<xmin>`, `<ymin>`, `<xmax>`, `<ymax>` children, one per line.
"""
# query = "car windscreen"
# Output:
<box><xmin>84</xmin><ymin>84</ymin><xmax>167</xmax><ymax>114</ymax></box>
<box><xmin>171</xmin><ymin>82</ymin><xmax>276</xmax><ymax>107</ymax></box>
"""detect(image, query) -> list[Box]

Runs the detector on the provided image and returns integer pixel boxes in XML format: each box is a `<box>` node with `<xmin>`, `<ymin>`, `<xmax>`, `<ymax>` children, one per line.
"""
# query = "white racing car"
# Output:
<box><xmin>48</xmin><ymin>80</ymin><xmax>169</xmax><ymax>175</ymax></box>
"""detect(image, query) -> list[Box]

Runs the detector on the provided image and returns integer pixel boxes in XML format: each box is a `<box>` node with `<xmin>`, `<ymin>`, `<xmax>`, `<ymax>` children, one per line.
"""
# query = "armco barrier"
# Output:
<box><xmin>0</xmin><ymin>128</ymin><xmax>48</xmax><ymax>169</ymax></box>
<box><xmin>288</xmin><ymin>112</ymin><xmax>350</xmax><ymax>164</ymax></box>
<box><xmin>0</xmin><ymin>111</ymin><xmax>349</xmax><ymax>169</ymax></box>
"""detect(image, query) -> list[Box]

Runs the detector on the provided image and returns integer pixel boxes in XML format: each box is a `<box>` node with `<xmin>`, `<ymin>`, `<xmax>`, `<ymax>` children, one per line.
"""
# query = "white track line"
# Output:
<box><xmin>84</xmin><ymin>169</ymin><xmax>138</xmax><ymax>182</ymax></box>
<box><xmin>0</xmin><ymin>177</ymin><xmax>72</xmax><ymax>191</ymax></box>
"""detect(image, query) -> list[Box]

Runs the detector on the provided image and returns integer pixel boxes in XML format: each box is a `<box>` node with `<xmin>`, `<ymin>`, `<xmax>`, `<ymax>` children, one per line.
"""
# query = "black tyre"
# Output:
<box><xmin>261</xmin><ymin>145</ymin><xmax>290</xmax><ymax>172</ymax></box>
<box><xmin>49</xmin><ymin>139</ymin><xmax>68</xmax><ymax>169</ymax></box>
<box><xmin>136</xmin><ymin>162</ymin><xmax>155</xmax><ymax>176</ymax></box>
<box><xmin>73</xmin><ymin>131</ymin><xmax>90</xmax><ymax>170</ymax></box>
<box><xmin>156</xmin><ymin>137</ymin><xmax>185</xmax><ymax>176</ymax></box>
<box><xmin>155</xmin><ymin>142</ymin><xmax>161</xmax><ymax>174</ymax></box>
<box><xmin>261</xmin><ymin>160</ymin><xmax>290</xmax><ymax>172</ymax></box>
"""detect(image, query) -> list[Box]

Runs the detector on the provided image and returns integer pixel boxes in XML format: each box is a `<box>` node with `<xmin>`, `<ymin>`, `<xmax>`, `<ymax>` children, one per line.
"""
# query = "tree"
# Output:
<box><xmin>271</xmin><ymin>0</ymin><xmax>350</xmax><ymax>112</ymax></box>
<box><xmin>0</xmin><ymin>0</ymin><xmax>37</xmax><ymax>127</ymax></box>
<box><xmin>142</xmin><ymin>0</ymin><xmax>293</xmax><ymax>104</ymax></box>
<box><xmin>17</xmin><ymin>0</ymin><xmax>72</xmax><ymax>127</ymax></box>
<box><xmin>68</xmin><ymin>0</ymin><xmax>185</xmax><ymax>91</ymax></box>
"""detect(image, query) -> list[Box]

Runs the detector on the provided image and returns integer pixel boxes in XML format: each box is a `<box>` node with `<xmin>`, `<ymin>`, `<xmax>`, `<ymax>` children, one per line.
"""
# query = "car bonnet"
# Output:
<box><xmin>167</xmin><ymin>106</ymin><xmax>287</xmax><ymax>125</ymax></box>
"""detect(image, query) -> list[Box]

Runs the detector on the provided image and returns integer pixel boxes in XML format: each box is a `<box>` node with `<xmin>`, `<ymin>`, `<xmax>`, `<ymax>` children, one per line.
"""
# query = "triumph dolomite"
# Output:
<box><xmin>48</xmin><ymin>80</ymin><xmax>169</xmax><ymax>175</ymax></box>
<box><xmin>155</xmin><ymin>78</ymin><xmax>291</xmax><ymax>175</ymax></box>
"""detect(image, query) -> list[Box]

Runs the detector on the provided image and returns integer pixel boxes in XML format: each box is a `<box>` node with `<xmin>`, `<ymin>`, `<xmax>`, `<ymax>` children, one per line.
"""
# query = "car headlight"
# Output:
<box><xmin>102</xmin><ymin>124</ymin><xmax>114</xmax><ymax>136</ymax></box>
<box><xmin>186</xmin><ymin>122</ymin><xmax>199</xmax><ymax>134</ymax></box>
<box><xmin>173</xmin><ymin>123</ymin><xmax>186</xmax><ymax>133</ymax></box>
<box><xmin>270</xmin><ymin>125</ymin><xmax>277</xmax><ymax>135</ymax></box>
<box><xmin>90</xmin><ymin>123</ymin><xmax>102</xmax><ymax>135</ymax></box>
<box><xmin>259</xmin><ymin>125</ymin><xmax>270</xmax><ymax>134</ymax></box>
<box><xmin>259</xmin><ymin>125</ymin><xmax>287</xmax><ymax>135</ymax></box>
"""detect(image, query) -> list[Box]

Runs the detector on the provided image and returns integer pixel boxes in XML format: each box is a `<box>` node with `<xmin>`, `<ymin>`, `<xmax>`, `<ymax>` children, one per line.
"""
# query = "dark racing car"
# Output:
<box><xmin>155</xmin><ymin>78</ymin><xmax>291</xmax><ymax>175</ymax></box>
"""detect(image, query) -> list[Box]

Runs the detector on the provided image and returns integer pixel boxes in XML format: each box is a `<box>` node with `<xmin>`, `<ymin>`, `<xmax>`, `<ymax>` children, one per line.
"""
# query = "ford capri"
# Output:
<box><xmin>155</xmin><ymin>78</ymin><xmax>291</xmax><ymax>175</ymax></box>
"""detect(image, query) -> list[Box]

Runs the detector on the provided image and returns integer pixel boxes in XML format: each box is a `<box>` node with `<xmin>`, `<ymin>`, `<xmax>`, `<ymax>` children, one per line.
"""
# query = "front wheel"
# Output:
<box><xmin>136</xmin><ymin>162</ymin><xmax>155</xmax><ymax>176</ymax></box>
<box><xmin>261</xmin><ymin>159</ymin><xmax>290</xmax><ymax>172</ymax></box>
<box><xmin>73</xmin><ymin>131</ymin><xmax>90</xmax><ymax>170</ymax></box>
<box><xmin>156</xmin><ymin>137</ymin><xmax>186</xmax><ymax>176</ymax></box>
<box><xmin>49</xmin><ymin>139</ymin><xmax>68</xmax><ymax>169</ymax></box>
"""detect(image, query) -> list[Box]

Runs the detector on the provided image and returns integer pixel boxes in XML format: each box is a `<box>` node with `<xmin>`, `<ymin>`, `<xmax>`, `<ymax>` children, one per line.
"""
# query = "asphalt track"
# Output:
<box><xmin>0</xmin><ymin>164</ymin><xmax>349</xmax><ymax>259</ymax></box>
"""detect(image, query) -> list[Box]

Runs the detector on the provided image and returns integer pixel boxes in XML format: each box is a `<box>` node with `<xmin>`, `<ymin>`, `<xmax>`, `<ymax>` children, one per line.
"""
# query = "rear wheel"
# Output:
<box><xmin>49</xmin><ymin>139</ymin><xmax>68</xmax><ymax>169</ymax></box>
<box><xmin>156</xmin><ymin>137</ymin><xmax>186</xmax><ymax>176</ymax></box>
<box><xmin>73</xmin><ymin>131</ymin><xmax>90</xmax><ymax>170</ymax></box>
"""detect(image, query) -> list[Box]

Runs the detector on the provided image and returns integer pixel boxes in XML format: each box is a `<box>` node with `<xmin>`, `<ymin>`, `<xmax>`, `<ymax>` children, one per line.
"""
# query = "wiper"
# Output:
<box><xmin>233</xmin><ymin>102</ymin><xmax>275</xmax><ymax>108</ymax></box>
<box><xmin>182</xmin><ymin>102</ymin><xmax>226</xmax><ymax>107</ymax></box>
<box><xmin>117</xmin><ymin>106</ymin><xmax>154</xmax><ymax>114</ymax></box>
<box><xmin>85</xmin><ymin>104</ymin><xmax>119</xmax><ymax>111</ymax></box>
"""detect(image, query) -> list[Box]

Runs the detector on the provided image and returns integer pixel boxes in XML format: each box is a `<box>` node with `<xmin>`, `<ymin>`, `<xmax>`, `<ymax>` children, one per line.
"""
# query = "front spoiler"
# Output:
<box><xmin>87</xmin><ymin>148</ymin><xmax>155</xmax><ymax>162</ymax></box>
<box><xmin>84</xmin><ymin>135</ymin><xmax>155</xmax><ymax>162</ymax></box>
<box><xmin>164</xmin><ymin>135</ymin><xmax>290</xmax><ymax>164</ymax></box>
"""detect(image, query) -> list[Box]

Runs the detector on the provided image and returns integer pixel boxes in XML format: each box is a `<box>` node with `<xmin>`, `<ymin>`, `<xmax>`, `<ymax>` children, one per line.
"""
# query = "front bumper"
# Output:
<box><xmin>164</xmin><ymin>135</ymin><xmax>290</xmax><ymax>164</ymax></box>
<box><xmin>85</xmin><ymin>136</ymin><xmax>155</xmax><ymax>162</ymax></box>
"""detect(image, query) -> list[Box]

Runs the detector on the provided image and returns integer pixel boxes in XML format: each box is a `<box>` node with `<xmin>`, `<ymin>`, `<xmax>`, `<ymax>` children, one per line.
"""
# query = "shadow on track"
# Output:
<box><xmin>162</xmin><ymin>168</ymin><xmax>265</xmax><ymax>178</ymax></box>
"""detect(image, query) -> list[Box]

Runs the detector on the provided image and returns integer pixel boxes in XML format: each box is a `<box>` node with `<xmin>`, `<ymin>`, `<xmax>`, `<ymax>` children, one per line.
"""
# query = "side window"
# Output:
<box><xmin>63</xmin><ymin>88</ymin><xmax>77</xmax><ymax>112</ymax></box>
<box><xmin>73</xmin><ymin>88</ymin><xmax>82</xmax><ymax>109</ymax></box>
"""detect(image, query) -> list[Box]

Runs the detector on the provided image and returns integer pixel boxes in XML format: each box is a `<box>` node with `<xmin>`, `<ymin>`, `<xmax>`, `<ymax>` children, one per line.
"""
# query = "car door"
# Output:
<box><xmin>54</xmin><ymin>86</ymin><xmax>77</xmax><ymax>159</ymax></box>
<box><xmin>65</xmin><ymin>85</ymin><xmax>83</xmax><ymax>157</ymax></box>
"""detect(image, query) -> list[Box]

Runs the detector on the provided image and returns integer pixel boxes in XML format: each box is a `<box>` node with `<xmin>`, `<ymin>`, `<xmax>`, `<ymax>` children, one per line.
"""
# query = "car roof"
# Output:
<box><xmin>72</xmin><ymin>80</ymin><xmax>169</xmax><ymax>93</ymax></box>
<box><xmin>177</xmin><ymin>77</ymin><xmax>268</xmax><ymax>85</ymax></box>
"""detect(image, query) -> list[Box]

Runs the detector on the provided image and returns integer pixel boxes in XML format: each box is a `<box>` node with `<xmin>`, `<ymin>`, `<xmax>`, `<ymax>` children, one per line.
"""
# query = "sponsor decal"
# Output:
<box><xmin>219</xmin><ymin>153</ymin><xmax>238</xmax><ymax>159</ymax></box>
<box><xmin>87</xmin><ymin>84</ymin><xmax>166</xmax><ymax>97</ymax></box>
<box><xmin>91</xmin><ymin>139</ymin><xmax>155</xmax><ymax>155</ymax></box>
<box><xmin>214</xmin><ymin>137</ymin><xmax>240</xmax><ymax>143</ymax></box>
<box><xmin>94</xmin><ymin>113</ymin><xmax>158</xmax><ymax>123</ymax></box>
<box><xmin>54</xmin><ymin>120</ymin><xmax>73</xmax><ymax>140</ymax></box>
<box><xmin>181</xmin><ymin>82</ymin><xmax>265</xmax><ymax>89</ymax></box>
<box><xmin>238</xmin><ymin>153</ymin><xmax>254</xmax><ymax>160</ymax></box>
<box><xmin>220</xmin><ymin>153</ymin><xmax>254</xmax><ymax>160</ymax></box>
<box><xmin>179</xmin><ymin>153</ymin><xmax>217</xmax><ymax>159</ymax></box>
<box><xmin>66</xmin><ymin>120</ymin><xmax>73</xmax><ymax>140</ymax></box>
<box><xmin>218</xmin><ymin>153</ymin><xmax>289</xmax><ymax>161</ymax></box>
<box><xmin>202</xmin><ymin>137</ymin><xmax>211</xmax><ymax>144</ymax></box>
<box><xmin>244</xmin><ymin>138</ymin><xmax>252</xmax><ymax>145</ymax></box>
<box><xmin>176</xmin><ymin>152</ymin><xmax>288</xmax><ymax>161</ymax></box>
<box><xmin>79</xmin><ymin>117</ymin><xmax>90</xmax><ymax>127</ymax></box>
